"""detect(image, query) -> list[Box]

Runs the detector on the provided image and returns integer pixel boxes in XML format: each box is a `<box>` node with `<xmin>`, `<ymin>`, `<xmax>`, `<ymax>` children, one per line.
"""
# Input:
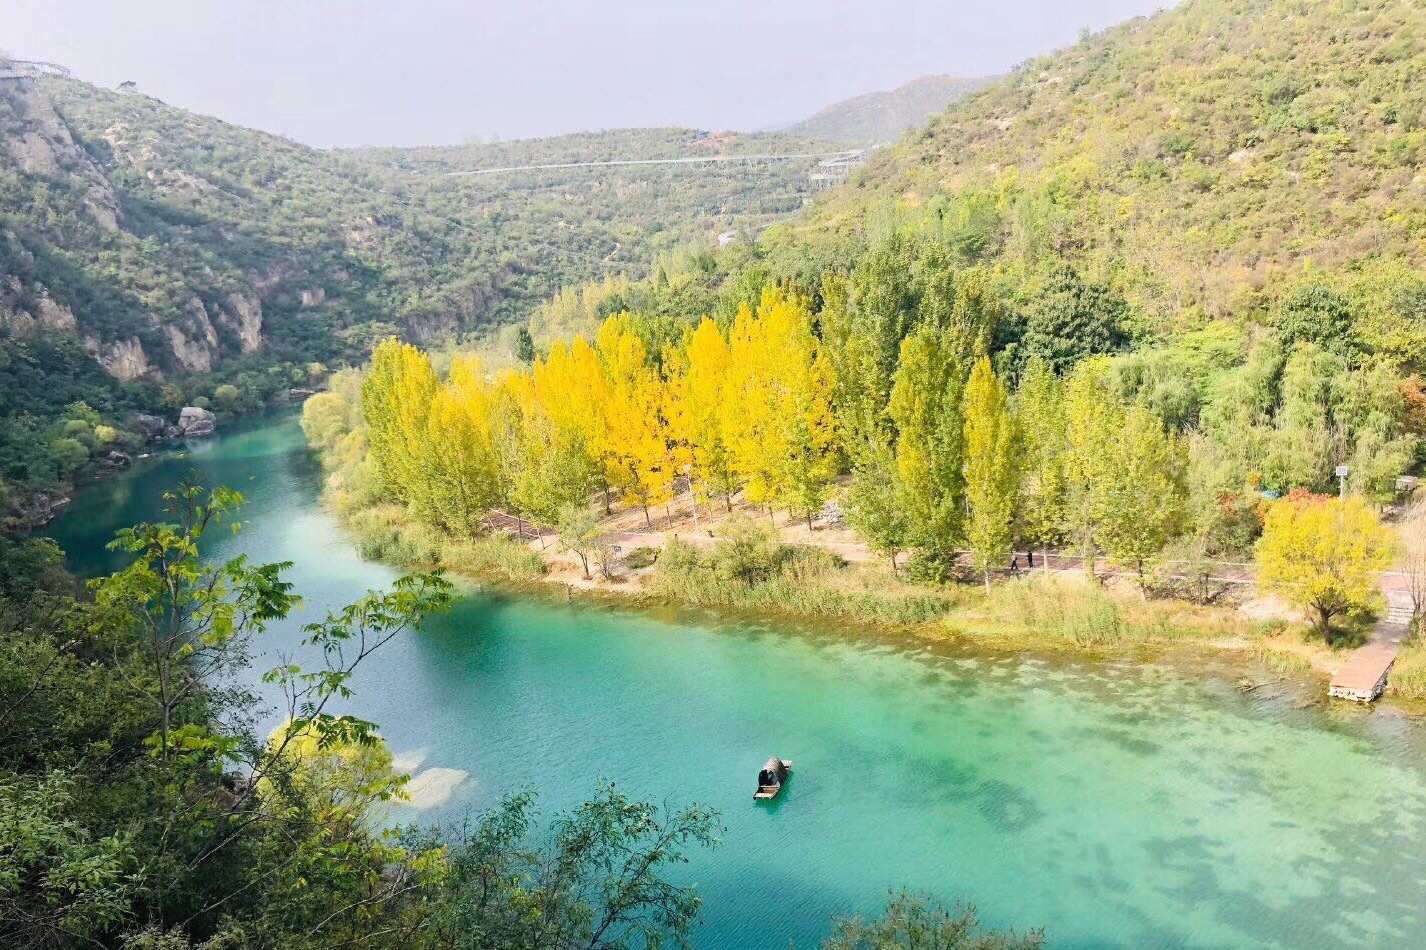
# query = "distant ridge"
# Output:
<box><xmin>782</xmin><ymin>74</ymin><xmax>997</xmax><ymax>145</ymax></box>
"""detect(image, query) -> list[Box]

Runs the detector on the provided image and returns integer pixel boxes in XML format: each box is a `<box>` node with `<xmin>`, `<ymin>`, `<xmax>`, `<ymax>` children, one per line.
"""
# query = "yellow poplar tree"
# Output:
<box><xmin>670</xmin><ymin>317</ymin><xmax>738</xmax><ymax>510</ymax></box>
<box><xmin>1257</xmin><ymin>493</ymin><xmax>1397</xmax><ymax>644</ymax></box>
<box><xmin>597</xmin><ymin>314</ymin><xmax>675</xmax><ymax>525</ymax></box>
<box><xmin>422</xmin><ymin>355</ymin><xmax>502</xmax><ymax>536</ymax></box>
<box><xmin>531</xmin><ymin>337</ymin><xmax>607</xmax><ymax>510</ymax></box>
<box><xmin>1063</xmin><ymin>356</ymin><xmax>1123</xmax><ymax>578</ymax></box>
<box><xmin>723</xmin><ymin>289</ymin><xmax>836</xmax><ymax>521</ymax></box>
<box><xmin>1015</xmin><ymin>357</ymin><xmax>1068</xmax><ymax>569</ymax></box>
<box><xmin>361</xmin><ymin>337</ymin><xmax>437</xmax><ymax>510</ymax></box>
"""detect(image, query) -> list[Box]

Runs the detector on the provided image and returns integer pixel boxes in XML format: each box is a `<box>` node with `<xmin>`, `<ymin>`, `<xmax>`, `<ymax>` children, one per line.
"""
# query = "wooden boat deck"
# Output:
<box><xmin>1328</xmin><ymin>598</ymin><xmax>1411</xmax><ymax>703</ymax></box>
<box><xmin>1329</xmin><ymin>643</ymin><xmax>1397</xmax><ymax>702</ymax></box>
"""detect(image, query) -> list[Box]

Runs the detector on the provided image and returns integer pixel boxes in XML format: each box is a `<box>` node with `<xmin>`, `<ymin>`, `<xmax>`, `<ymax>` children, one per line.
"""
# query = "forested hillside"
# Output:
<box><xmin>461</xmin><ymin>0</ymin><xmax>1426</xmax><ymax>600</ymax></box>
<box><xmin>778</xmin><ymin>0</ymin><xmax>1426</xmax><ymax>347</ymax></box>
<box><xmin>0</xmin><ymin>69</ymin><xmax>833</xmax><ymax>521</ymax></box>
<box><xmin>782</xmin><ymin>75</ymin><xmax>996</xmax><ymax>145</ymax></box>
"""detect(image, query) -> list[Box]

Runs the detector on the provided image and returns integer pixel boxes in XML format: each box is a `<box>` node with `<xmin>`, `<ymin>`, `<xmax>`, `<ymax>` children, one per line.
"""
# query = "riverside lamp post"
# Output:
<box><xmin>1336</xmin><ymin>464</ymin><xmax>1349</xmax><ymax>501</ymax></box>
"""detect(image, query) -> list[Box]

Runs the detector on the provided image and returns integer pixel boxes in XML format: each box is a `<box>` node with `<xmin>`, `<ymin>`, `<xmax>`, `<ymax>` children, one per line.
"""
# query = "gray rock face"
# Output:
<box><xmin>99</xmin><ymin>336</ymin><xmax>149</xmax><ymax>381</ymax></box>
<box><xmin>223</xmin><ymin>292</ymin><xmax>264</xmax><ymax>353</ymax></box>
<box><xmin>124</xmin><ymin>412</ymin><xmax>166</xmax><ymax>437</ymax></box>
<box><xmin>177</xmin><ymin>406</ymin><xmax>217</xmax><ymax>437</ymax></box>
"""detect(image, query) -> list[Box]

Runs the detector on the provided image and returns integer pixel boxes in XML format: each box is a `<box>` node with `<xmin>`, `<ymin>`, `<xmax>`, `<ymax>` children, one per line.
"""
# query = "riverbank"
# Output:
<box><xmin>41</xmin><ymin>406</ymin><xmax>1426</xmax><ymax>948</ymax></box>
<box><xmin>324</xmin><ymin>482</ymin><xmax>1353</xmax><ymax>695</ymax></box>
<box><xmin>5</xmin><ymin>397</ymin><xmax>311</xmax><ymax>531</ymax></box>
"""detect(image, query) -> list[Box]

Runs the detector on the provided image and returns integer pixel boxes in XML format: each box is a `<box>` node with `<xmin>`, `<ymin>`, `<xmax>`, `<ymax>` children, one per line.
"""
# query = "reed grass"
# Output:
<box><xmin>1389</xmin><ymin>643</ymin><xmax>1426</xmax><ymax>700</ymax></box>
<box><xmin>345</xmin><ymin>504</ymin><xmax>546</xmax><ymax>583</ymax></box>
<box><xmin>962</xmin><ymin>575</ymin><xmax>1251</xmax><ymax>648</ymax></box>
<box><xmin>649</xmin><ymin>540</ymin><xmax>959</xmax><ymax>625</ymax></box>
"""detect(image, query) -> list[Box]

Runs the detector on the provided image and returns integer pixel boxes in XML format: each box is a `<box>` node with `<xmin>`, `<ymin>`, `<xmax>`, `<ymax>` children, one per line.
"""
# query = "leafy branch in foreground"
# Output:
<box><xmin>824</xmin><ymin>891</ymin><xmax>1045</xmax><ymax>950</ymax></box>
<box><xmin>78</xmin><ymin>480</ymin><xmax>452</xmax><ymax>937</ymax></box>
<box><xmin>413</xmin><ymin>782</ymin><xmax>722</xmax><ymax>950</ymax></box>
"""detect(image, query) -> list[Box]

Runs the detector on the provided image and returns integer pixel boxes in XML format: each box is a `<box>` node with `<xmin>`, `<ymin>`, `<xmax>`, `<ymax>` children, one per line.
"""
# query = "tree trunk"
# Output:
<box><xmin>724</xmin><ymin>493</ymin><xmax>733</xmax><ymax>513</ymax></box>
<box><xmin>1316</xmin><ymin>603</ymin><xmax>1336</xmax><ymax>644</ymax></box>
<box><xmin>643</xmin><ymin>504</ymin><xmax>651</xmax><ymax>528</ymax></box>
<box><xmin>984</xmin><ymin>567</ymin><xmax>992</xmax><ymax>594</ymax></box>
<box><xmin>579</xmin><ymin>553</ymin><xmax>591</xmax><ymax>580</ymax></box>
<box><xmin>890</xmin><ymin>552</ymin><xmax>898</xmax><ymax>574</ymax></box>
<box><xmin>603</xmin><ymin>483</ymin><xmax>612</xmax><ymax>515</ymax></box>
<box><xmin>806</xmin><ymin>510</ymin><xmax>813</xmax><ymax>531</ymax></box>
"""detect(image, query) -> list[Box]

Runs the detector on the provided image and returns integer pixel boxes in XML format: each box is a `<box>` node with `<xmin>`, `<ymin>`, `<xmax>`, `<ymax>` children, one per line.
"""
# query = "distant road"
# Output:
<box><xmin>439</xmin><ymin>150</ymin><xmax>863</xmax><ymax>177</ymax></box>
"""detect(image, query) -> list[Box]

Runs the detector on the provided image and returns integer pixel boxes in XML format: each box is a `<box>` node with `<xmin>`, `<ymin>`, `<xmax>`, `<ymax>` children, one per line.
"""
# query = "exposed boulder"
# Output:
<box><xmin>177</xmin><ymin>406</ymin><xmax>217</xmax><ymax>438</ymax></box>
<box><xmin>123</xmin><ymin>412</ymin><xmax>166</xmax><ymax>438</ymax></box>
<box><xmin>6</xmin><ymin>491</ymin><xmax>71</xmax><ymax>530</ymax></box>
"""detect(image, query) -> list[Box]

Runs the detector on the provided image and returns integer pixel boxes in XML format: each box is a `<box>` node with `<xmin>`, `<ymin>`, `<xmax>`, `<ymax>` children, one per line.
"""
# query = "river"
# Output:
<box><xmin>43</xmin><ymin>411</ymin><xmax>1426</xmax><ymax>949</ymax></box>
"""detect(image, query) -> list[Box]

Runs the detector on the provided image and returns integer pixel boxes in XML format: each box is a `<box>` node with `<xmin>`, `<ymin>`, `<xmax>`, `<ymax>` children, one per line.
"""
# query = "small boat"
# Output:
<box><xmin>753</xmin><ymin>757</ymin><xmax>793</xmax><ymax>800</ymax></box>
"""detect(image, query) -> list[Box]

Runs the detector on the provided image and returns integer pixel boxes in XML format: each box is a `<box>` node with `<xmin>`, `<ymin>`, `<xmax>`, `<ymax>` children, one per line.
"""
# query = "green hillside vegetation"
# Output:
<box><xmin>783</xmin><ymin>74</ymin><xmax>997</xmax><ymax>145</ymax></box>
<box><xmin>0</xmin><ymin>69</ymin><xmax>834</xmax><ymax>521</ymax></box>
<box><xmin>455</xmin><ymin>0</ymin><xmax>1426</xmax><ymax>618</ymax></box>
<box><xmin>778</xmin><ymin>0</ymin><xmax>1426</xmax><ymax>351</ymax></box>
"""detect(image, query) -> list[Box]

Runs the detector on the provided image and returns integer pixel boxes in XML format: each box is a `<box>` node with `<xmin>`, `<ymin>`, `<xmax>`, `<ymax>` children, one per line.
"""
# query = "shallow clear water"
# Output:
<box><xmin>45</xmin><ymin>413</ymin><xmax>1426</xmax><ymax>949</ymax></box>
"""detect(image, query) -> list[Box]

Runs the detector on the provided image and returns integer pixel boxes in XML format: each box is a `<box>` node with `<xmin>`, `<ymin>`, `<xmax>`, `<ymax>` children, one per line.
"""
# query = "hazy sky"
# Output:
<box><xmin>2</xmin><ymin>1</ymin><xmax>1169</xmax><ymax>148</ymax></box>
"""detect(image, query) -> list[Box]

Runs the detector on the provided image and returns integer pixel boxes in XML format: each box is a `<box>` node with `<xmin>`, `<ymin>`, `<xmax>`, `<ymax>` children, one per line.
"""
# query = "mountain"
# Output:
<box><xmin>777</xmin><ymin>0</ymin><xmax>1426</xmax><ymax>349</ymax></box>
<box><xmin>782</xmin><ymin>75</ymin><xmax>997</xmax><ymax>145</ymax></box>
<box><xmin>1</xmin><ymin>74</ymin><xmax>834</xmax><ymax>380</ymax></box>
<box><xmin>0</xmin><ymin>67</ymin><xmax>838</xmax><ymax>516</ymax></box>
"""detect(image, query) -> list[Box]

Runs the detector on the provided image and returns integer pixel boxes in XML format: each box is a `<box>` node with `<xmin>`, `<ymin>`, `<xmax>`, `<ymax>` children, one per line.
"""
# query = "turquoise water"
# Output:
<box><xmin>45</xmin><ymin>413</ymin><xmax>1426</xmax><ymax>949</ymax></box>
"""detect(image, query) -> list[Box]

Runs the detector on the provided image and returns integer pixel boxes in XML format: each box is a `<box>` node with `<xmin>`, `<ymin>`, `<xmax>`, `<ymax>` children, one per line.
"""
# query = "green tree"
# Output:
<box><xmin>1277</xmin><ymin>285</ymin><xmax>1358</xmax><ymax>356</ymax></box>
<box><xmin>1063</xmin><ymin>358</ymin><xmax>1123</xmax><ymax>579</ymax></box>
<box><xmin>823</xmin><ymin>891</ymin><xmax>1044</xmax><ymax>950</ymax></box>
<box><xmin>556</xmin><ymin>504</ymin><xmax>602</xmax><ymax>580</ymax></box>
<box><xmin>844</xmin><ymin>442</ymin><xmax>912</xmax><ymax>572</ymax></box>
<box><xmin>516</xmin><ymin>326</ymin><xmax>537</xmax><ymax>364</ymax></box>
<box><xmin>1015</xmin><ymin>358</ymin><xmax>1068</xmax><ymax>568</ymax></box>
<box><xmin>963</xmin><ymin>358</ymin><xmax>1018</xmax><ymax>590</ymax></box>
<box><xmin>1096</xmin><ymin>407</ymin><xmax>1187</xmax><ymax>593</ymax></box>
<box><xmin>94</xmin><ymin>482</ymin><xmax>297</xmax><ymax>763</ymax></box>
<box><xmin>888</xmin><ymin>325</ymin><xmax>966</xmax><ymax>556</ymax></box>
<box><xmin>1019</xmin><ymin>266</ymin><xmax>1129</xmax><ymax>373</ymax></box>
<box><xmin>414</xmin><ymin>784</ymin><xmax>721</xmax><ymax>950</ymax></box>
<box><xmin>3</xmin><ymin>486</ymin><xmax>452</xmax><ymax>946</ymax></box>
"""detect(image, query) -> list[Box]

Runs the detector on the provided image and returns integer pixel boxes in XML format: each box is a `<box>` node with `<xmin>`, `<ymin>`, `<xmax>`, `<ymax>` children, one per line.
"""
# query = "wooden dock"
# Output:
<box><xmin>1329</xmin><ymin>595</ymin><xmax>1412</xmax><ymax>702</ymax></box>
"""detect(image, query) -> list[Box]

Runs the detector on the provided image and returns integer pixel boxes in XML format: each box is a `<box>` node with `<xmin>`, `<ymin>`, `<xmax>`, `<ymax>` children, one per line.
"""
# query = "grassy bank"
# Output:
<box><xmin>318</xmin><ymin>484</ymin><xmax>1345</xmax><ymax>700</ymax></box>
<box><xmin>321</xmin><ymin>484</ymin><xmax>1320</xmax><ymax>667</ymax></box>
<box><xmin>344</xmin><ymin>502</ymin><xmax>547</xmax><ymax>584</ymax></box>
<box><xmin>647</xmin><ymin>537</ymin><xmax>962</xmax><ymax>625</ymax></box>
<box><xmin>1389</xmin><ymin>641</ymin><xmax>1426</xmax><ymax>701</ymax></box>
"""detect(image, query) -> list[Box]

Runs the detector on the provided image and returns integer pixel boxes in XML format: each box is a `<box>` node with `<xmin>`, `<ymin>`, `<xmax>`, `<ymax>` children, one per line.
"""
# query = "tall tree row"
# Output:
<box><xmin>356</xmin><ymin>289</ymin><xmax>840</xmax><ymax>538</ymax></box>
